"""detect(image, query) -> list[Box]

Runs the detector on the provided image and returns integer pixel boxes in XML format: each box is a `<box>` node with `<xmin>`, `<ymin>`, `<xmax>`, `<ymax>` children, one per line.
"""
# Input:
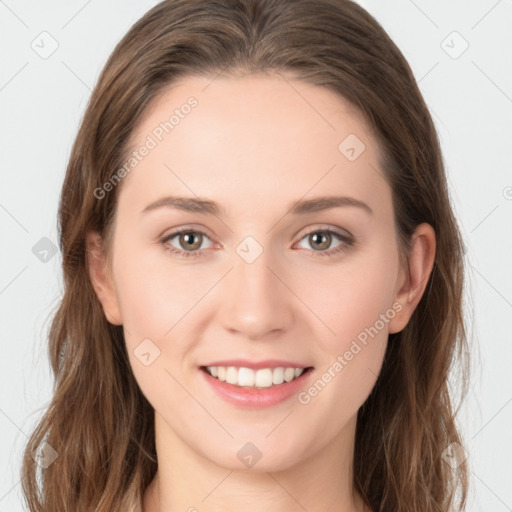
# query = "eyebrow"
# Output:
<box><xmin>140</xmin><ymin>194</ymin><xmax>373</xmax><ymax>217</ymax></box>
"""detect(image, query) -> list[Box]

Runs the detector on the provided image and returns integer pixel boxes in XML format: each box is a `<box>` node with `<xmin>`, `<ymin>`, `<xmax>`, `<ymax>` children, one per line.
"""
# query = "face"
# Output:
<box><xmin>88</xmin><ymin>72</ymin><xmax>430</xmax><ymax>472</ymax></box>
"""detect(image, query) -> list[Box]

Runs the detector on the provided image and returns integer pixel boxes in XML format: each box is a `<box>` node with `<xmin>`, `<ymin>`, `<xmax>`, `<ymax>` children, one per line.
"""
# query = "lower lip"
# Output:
<box><xmin>199</xmin><ymin>367</ymin><xmax>314</xmax><ymax>409</ymax></box>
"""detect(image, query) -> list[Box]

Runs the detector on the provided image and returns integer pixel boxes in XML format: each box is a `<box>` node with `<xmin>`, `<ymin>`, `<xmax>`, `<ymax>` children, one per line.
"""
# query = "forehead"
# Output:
<box><xmin>119</xmin><ymin>73</ymin><xmax>390</xmax><ymax>219</ymax></box>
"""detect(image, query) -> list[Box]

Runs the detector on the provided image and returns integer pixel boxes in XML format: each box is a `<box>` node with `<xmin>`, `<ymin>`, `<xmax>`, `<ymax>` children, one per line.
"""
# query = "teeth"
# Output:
<box><xmin>238</xmin><ymin>367</ymin><xmax>255</xmax><ymax>386</ymax></box>
<box><xmin>226</xmin><ymin>366</ymin><xmax>238</xmax><ymax>385</ymax></box>
<box><xmin>284</xmin><ymin>367</ymin><xmax>295</xmax><ymax>382</ymax></box>
<box><xmin>272</xmin><ymin>367</ymin><xmax>284</xmax><ymax>384</ymax></box>
<box><xmin>255</xmin><ymin>368</ymin><xmax>273</xmax><ymax>387</ymax></box>
<box><xmin>205</xmin><ymin>366</ymin><xmax>307</xmax><ymax>388</ymax></box>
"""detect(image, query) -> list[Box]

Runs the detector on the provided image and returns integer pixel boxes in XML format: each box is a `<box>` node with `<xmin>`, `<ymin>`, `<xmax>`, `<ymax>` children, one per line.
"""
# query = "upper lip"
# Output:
<box><xmin>201</xmin><ymin>359</ymin><xmax>313</xmax><ymax>370</ymax></box>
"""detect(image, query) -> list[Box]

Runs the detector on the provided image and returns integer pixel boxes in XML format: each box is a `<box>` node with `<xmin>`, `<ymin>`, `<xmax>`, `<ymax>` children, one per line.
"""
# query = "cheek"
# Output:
<box><xmin>114</xmin><ymin>250</ymin><xmax>203</xmax><ymax>411</ymax></box>
<box><xmin>112</xmin><ymin>243</ymin><xmax>221</xmax><ymax>402</ymax></box>
<box><xmin>297</xmin><ymin>334</ymin><xmax>387</xmax><ymax>451</ymax></box>
<box><xmin>303</xmin><ymin>244</ymin><xmax>400</xmax><ymax>354</ymax></box>
<box><xmin>295</xmin><ymin>244</ymin><xmax>398</xmax><ymax>411</ymax></box>
<box><xmin>296</xmin><ymin>264</ymin><xmax>395</xmax><ymax>440</ymax></box>
<box><xmin>112</xmin><ymin>240</ymin><xmax>213</xmax><ymax>340</ymax></box>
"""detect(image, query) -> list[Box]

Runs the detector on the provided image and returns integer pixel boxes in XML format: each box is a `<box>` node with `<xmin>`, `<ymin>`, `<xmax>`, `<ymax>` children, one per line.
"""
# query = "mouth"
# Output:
<box><xmin>199</xmin><ymin>365</ymin><xmax>314</xmax><ymax>389</ymax></box>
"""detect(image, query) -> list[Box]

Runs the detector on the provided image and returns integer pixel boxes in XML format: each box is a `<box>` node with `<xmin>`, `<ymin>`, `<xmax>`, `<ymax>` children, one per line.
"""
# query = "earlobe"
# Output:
<box><xmin>388</xmin><ymin>223</ymin><xmax>436</xmax><ymax>334</ymax></box>
<box><xmin>85</xmin><ymin>231</ymin><xmax>123</xmax><ymax>325</ymax></box>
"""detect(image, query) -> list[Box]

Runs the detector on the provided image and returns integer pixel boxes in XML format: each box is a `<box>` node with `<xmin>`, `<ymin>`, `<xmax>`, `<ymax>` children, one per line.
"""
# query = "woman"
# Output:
<box><xmin>20</xmin><ymin>1</ymin><xmax>470</xmax><ymax>511</ymax></box>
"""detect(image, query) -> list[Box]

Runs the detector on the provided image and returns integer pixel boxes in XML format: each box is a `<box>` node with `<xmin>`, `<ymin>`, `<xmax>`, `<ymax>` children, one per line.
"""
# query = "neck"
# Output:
<box><xmin>142</xmin><ymin>411</ymin><xmax>369</xmax><ymax>512</ymax></box>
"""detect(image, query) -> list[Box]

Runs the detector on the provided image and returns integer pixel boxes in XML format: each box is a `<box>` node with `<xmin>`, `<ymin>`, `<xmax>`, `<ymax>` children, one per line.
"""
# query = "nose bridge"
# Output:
<box><xmin>218</xmin><ymin>233</ymin><xmax>293</xmax><ymax>339</ymax></box>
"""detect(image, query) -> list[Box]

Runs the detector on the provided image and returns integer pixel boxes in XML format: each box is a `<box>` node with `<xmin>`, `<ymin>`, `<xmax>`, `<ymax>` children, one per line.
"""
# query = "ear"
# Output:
<box><xmin>388</xmin><ymin>223</ymin><xmax>436</xmax><ymax>334</ymax></box>
<box><xmin>85</xmin><ymin>231</ymin><xmax>123</xmax><ymax>325</ymax></box>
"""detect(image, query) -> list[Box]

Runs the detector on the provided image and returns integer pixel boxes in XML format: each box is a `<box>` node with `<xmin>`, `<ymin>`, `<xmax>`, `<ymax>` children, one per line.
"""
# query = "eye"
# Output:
<box><xmin>160</xmin><ymin>228</ymin><xmax>215</xmax><ymax>259</ymax></box>
<box><xmin>295</xmin><ymin>228</ymin><xmax>354</xmax><ymax>258</ymax></box>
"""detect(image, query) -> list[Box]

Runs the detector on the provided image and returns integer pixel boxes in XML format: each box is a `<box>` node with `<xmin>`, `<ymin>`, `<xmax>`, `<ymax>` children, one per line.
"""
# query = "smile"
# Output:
<box><xmin>202</xmin><ymin>365</ymin><xmax>313</xmax><ymax>389</ymax></box>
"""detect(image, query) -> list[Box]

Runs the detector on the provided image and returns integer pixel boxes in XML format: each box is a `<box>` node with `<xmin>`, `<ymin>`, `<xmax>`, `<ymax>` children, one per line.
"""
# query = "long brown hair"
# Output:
<box><xmin>20</xmin><ymin>1</ymin><xmax>470</xmax><ymax>510</ymax></box>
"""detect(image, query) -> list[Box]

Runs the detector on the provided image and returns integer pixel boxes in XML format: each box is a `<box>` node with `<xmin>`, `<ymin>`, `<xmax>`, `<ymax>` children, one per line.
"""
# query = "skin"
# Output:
<box><xmin>87</xmin><ymin>72</ymin><xmax>436</xmax><ymax>512</ymax></box>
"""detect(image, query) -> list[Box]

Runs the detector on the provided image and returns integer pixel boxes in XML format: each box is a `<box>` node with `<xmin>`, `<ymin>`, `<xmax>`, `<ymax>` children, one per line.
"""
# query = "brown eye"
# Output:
<box><xmin>308</xmin><ymin>231</ymin><xmax>332</xmax><ymax>251</ymax></box>
<box><xmin>295</xmin><ymin>228</ymin><xmax>354</xmax><ymax>258</ymax></box>
<box><xmin>178</xmin><ymin>231</ymin><xmax>203</xmax><ymax>251</ymax></box>
<box><xmin>161</xmin><ymin>229</ymin><xmax>214</xmax><ymax>259</ymax></box>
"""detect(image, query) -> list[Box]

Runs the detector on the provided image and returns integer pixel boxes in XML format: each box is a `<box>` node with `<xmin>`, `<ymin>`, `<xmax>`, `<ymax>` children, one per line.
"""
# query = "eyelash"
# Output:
<box><xmin>159</xmin><ymin>226</ymin><xmax>354</xmax><ymax>260</ymax></box>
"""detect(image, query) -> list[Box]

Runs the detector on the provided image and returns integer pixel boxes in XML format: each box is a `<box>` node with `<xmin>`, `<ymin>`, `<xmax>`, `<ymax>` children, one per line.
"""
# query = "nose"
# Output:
<box><xmin>217</xmin><ymin>239</ymin><xmax>295</xmax><ymax>341</ymax></box>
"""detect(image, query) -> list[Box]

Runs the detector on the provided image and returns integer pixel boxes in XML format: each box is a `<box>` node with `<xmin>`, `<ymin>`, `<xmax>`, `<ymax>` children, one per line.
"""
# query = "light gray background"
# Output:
<box><xmin>1</xmin><ymin>1</ymin><xmax>511</xmax><ymax>510</ymax></box>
